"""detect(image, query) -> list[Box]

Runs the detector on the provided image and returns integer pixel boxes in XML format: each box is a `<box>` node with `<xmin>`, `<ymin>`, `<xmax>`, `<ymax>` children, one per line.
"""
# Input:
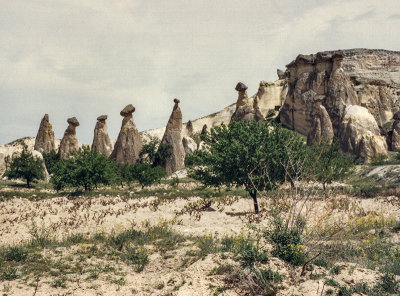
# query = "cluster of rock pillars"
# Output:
<box><xmin>34</xmin><ymin>100</ymin><xmax>185</xmax><ymax>176</ymax></box>
<box><xmin>34</xmin><ymin>49</ymin><xmax>400</xmax><ymax>173</ymax></box>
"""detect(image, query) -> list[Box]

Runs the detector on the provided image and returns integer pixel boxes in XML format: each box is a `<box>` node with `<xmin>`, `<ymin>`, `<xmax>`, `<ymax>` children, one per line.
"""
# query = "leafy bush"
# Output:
<box><xmin>237</xmin><ymin>239</ymin><xmax>268</xmax><ymax>269</ymax></box>
<box><xmin>1</xmin><ymin>267</ymin><xmax>18</xmax><ymax>280</ymax></box>
<box><xmin>140</xmin><ymin>136</ymin><xmax>172</xmax><ymax>167</ymax></box>
<box><xmin>3</xmin><ymin>147</ymin><xmax>45</xmax><ymax>187</ymax></box>
<box><xmin>352</xmin><ymin>184</ymin><xmax>383</xmax><ymax>198</ymax></box>
<box><xmin>124</xmin><ymin>246</ymin><xmax>149</xmax><ymax>272</ymax></box>
<box><xmin>371</xmin><ymin>154</ymin><xmax>388</xmax><ymax>166</ymax></box>
<box><xmin>265</xmin><ymin>216</ymin><xmax>307</xmax><ymax>266</ymax></box>
<box><xmin>42</xmin><ymin>150</ymin><xmax>60</xmax><ymax>174</ymax></box>
<box><xmin>136</xmin><ymin>164</ymin><xmax>166</xmax><ymax>188</ymax></box>
<box><xmin>312</xmin><ymin>140</ymin><xmax>355</xmax><ymax>191</ymax></box>
<box><xmin>4</xmin><ymin>246</ymin><xmax>28</xmax><ymax>262</ymax></box>
<box><xmin>51</xmin><ymin>146</ymin><xmax>115</xmax><ymax>191</ymax></box>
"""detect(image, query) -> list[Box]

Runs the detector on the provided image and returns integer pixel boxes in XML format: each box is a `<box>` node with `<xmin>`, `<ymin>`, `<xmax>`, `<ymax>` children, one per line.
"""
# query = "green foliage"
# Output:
<box><xmin>42</xmin><ymin>150</ymin><xmax>60</xmax><ymax>174</ymax></box>
<box><xmin>255</xmin><ymin>268</ymin><xmax>283</xmax><ymax>284</ymax></box>
<box><xmin>312</xmin><ymin>258</ymin><xmax>331</xmax><ymax>269</ymax></box>
<box><xmin>169</xmin><ymin>176</ymin><xmax>180</xmax><ymax>187</ymax></box>
<box><xmin>265</xmin><ymin>216</ymin><xmax>307</xmax><ymax>266</ymax></box>
<box><xmin>4</xmin><ymin>247</ymin><xmax>28</xmax><ymax>262</ymax></box>
<box><xmin>3</xmin><ymin>148</ymin><xmax>45</xmax><ymax>187</ymax></box>
<box><xmin>136</xmin><ymin>164</ymin><xmax>166</xmax><ymax>188</ymax></box>
<box><xmin>375</xmin><ymin>273</ymin><xmax>399</xmax><ymax>294</ymax></box>
<box><xmin>1</xmin><ymin>267</ymin><xmax>18</xmax><ymax>280</ymax></box>
<box><xmin>370</xmin><ymin>154</ymin><xmax>388</xmax><ymax>166</ymax></box>
<box><xmin>50</xmin><ymin>146</ymin><xmax>115</xmax><ymax>191</ymax></box>
<box><xmin>124</xmin><ymin>246</ymin><xmax>149</xmax><ymax>272</ymax></box>
<box><xmin>186</xmin><ymin>120</ymin><xmax>310</xmax><ymax>213</ymax></box>
<box><xmin>140</xmin><ymin>136</ymin><xmax>172</xmax><ymax>167</ymax></box>
<box><xmin>312</xmin><ymin>140</ymin><xmax>355</xmax><ymax>190</ymax></box>
<box><xmin>191</xmin><ymin>132</ymin><xmax>202</xmax><ymax>150</ymax></box>
<box><xmin>154</xmin><ymin>143</ymin><xmax>172</xmax><ymax>167</ymax></box>
<box><xmin>237</xmin><ymin>239</ymin><xmax>269</xmax><ymax>268</ymax></box>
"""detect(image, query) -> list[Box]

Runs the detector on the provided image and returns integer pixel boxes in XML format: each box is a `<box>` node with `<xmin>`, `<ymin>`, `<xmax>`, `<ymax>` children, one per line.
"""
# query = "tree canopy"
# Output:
<box><xmin>4</xmin><ymin>148</ymin><xmax>45</xmax><ymax>187</ymax></box>
<box><xmin>186</xmin><ymin>120</ymin><xmax>310</xmax><ymax>213</ymax></box>
<box><xmin>51</xmin><ymin>146</ymin><xmax>115</xmax><ymax>191</ymax></box>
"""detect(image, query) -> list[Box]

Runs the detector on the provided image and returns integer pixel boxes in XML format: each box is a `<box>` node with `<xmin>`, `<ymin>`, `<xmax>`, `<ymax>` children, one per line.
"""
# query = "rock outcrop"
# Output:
<box><xmin>34</xmin><ymin>114</ymin><xmax>56</xmax><ymax>154</ymax></box>
<box><xmin>392</xmin><ymin>111</ymin><xmax>400</xmax><ymax>151</ymax></box>
<box><xmin>92</xmin><ymin>115</ymin><xmax>113</xmax><ymax>156</ymax></box>
<box><xmin>280</xmin><ymin>51</ymin><xmax>359</xmax><ymax>135</ymax></box>
<box><xmin>307</xmin><ymin>99</ymin><xmax>334</xmax><ymax>145</ymax></box>
<box><xmin>182</xmin><ymin>136</ymin><xmax>197</xmax><ymax>156</ymax></box>
<box><xmin>280</xmin><ymin>49</ymin><xmax>400</xmax><ymax>159</ymax></box>
<box><xmin>231</xmin><ymin>82</ymin><xmax>263</xmax><ymax>122</ymax></box>
<box><xmin>185</xmin><ymin>120</ymin><xmax>194</xmax><ymax>137</ymax></box>
<box><xmin>160</xmin><ymin>99</ymin><xmax>185</xmax><ymax>175</ymax></box>
<box><xmin>59</xmin><ymin>117</ymin><xmax>80</xmax><ymax>159</ymax></box>
<box><xmin>340</xmin><ymin>105</ymin><xmax>387</xmax><ymax>161</ymax></box>
<box><xmin>110</xmin><ymin>105</ymin><xmax>143</xmax><ymax>163</ymax></box>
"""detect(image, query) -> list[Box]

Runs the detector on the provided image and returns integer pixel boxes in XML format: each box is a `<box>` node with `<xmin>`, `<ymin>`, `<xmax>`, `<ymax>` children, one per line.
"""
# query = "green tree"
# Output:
<box><xmin>135</xmin><ymin>163</ymin><xmax>166</xmax><ymax>189</ymax></box>
<box><xmin>42</xmin><ymin>150</ymin><xmax>60</xmax><ymax>174</ymax></box>
<box><xmin>4</xmin><ymin>148</ymin><xmax>45</xmax><ymax>187</ymax></box>
<box><xmin>312</xmin><ymin>140</ymin><xmax>354</xmax><ymax>192</ymax></box>
<box><xmin>51</xmin><ymin>146</ymin><xmax>115</xmax><ymax>191</ymax></box>
<box><xmin>186</xmin><ymin>120</ymin><xmax>309</xmax><ymax>213</ymax></box>
<box><xmin>139</xmin><ymin>136</ymin><xmax>172</xmax><ymax>167</ymax></box>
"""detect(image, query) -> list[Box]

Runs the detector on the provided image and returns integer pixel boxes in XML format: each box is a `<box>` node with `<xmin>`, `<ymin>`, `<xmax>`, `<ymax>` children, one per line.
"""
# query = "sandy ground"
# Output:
<box><xmin>0</xmin><ymin>189</ymin><xmax>399</xmax><ymax>296</ymax></box>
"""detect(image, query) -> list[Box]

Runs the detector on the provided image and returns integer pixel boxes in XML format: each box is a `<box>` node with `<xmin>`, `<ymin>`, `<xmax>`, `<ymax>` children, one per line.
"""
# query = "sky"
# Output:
<box><xmin>1</xmin><ymin>0</ymin><xmax>400</xmax><ymax>145</ymax></box>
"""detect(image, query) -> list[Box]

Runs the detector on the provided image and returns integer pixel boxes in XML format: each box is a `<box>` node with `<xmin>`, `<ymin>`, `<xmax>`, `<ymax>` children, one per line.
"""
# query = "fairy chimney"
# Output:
<box><xmin>34</xmin><ymin>114</ymin><xmax>56</xmax><ymax>154</ymax></box>
<box><xmin>110</xmin><ymin>104</ymin><xmax>143</xmax><ymax>163</ymax></box>
<box><xmin>92</xmin><ymin>115</ymin><xmax>113</xmax><ymax>156</ymax></box>
<box><xmin>59</xmin><ymin>117</ymin><xmax>80</xmax><ymax>159</ymax></box>
<box><xmin>160</xmin><ymin>99</ymin><xmax>185</xmax><ymax>175</ymax></box>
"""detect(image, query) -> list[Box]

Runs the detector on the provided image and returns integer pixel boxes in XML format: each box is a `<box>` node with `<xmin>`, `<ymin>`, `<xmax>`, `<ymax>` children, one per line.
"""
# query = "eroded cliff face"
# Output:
<box><xmin>280</xmin><ymin>49</ymin><xmax>400</xmax><ymax>160</ymax></box>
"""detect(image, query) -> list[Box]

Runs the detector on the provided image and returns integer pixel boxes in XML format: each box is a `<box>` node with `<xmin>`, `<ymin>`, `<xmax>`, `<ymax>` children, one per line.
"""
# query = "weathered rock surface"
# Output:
<box><xmin>182</xmin><ymin>136</ymin><xmax>197</xmax><ymax>156</ymax></box>
<box><xmin>340</xmin><ymin>105</ymin><xmax>387</xmax><ymax>161</ymax></box>
<box><xmin>92</xmin><ymin>115</ymin><xmax>113</xmax><ymax>156</ymax></box>
<box><xmin>307</xmin><ymin>100</ymin><xmax>334</xmax><ymax>145</ymax></box>
<box><xmin>280</xmin><ymin>49</ymin><xmax>400</xmax><ymax>159</ymax></box>
<box><xmin>160</xmin><ymin>99</ymin><xmax>185</xmax><ymax>175</ymax></box>
<box><xmin>392</xmin><ymin>111</ymin><xmax>400</xmax><ymax>151</ymax></box>
<box><xmin>110</xmin><ymin>105</ymin><xmax>143</xmax><ymax>163</ymax></box>
<box><xmin>59</xmin><ymin>117</ymin><xmax>80</xmax><ymax>159</ymax></box>
<box><xmin>231</xmin><ymin>82</ymin><xmax>264</xmax><ymax>122</ymax></box>
<box><xmin>34</xmin><ymin>114</ymin><xmax>56</xmax><ymax>154</ymax></box>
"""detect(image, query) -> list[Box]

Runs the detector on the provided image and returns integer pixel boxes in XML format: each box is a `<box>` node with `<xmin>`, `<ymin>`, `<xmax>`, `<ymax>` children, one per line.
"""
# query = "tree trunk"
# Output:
<box><xmin>84</xmin><ymin>184</ymin><xmax>88</xmax><ymax>191</ymax></box>
<box><xmin>250</xmin><ymin>191</ymin><xmax>259</xmax><ymax>214</ymax></box>
<box><xmin>27</xmin><ymin>179</ymin><xmax>30</xmax><ymax>188</ymax></box>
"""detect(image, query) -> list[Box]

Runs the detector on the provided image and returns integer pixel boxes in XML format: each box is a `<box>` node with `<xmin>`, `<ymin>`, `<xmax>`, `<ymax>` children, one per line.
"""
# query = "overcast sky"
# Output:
<box><xmin>1</xmin><ymin>0</ymin><xmax>400</xmax><ymax>145</ymax></box>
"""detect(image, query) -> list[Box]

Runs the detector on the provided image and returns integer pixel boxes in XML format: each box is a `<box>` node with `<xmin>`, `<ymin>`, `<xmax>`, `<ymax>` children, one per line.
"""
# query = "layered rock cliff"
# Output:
<box><xmin>280</xmin><ymin>49</ymin><xmax>400</xmax><ymax>160</ymax></box>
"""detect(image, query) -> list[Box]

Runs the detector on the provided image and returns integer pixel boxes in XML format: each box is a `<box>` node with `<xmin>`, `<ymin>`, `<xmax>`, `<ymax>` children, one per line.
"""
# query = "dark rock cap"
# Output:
<box><xmin>393</xmin><ymin>111</ymin><xmax>400</xmax><ymax>121</ymax></box>
<box><xmin>67</xmin><ymin>117</ymin><xmax>80</xmax><ymax>126</ymax></box>
<box><xmin>43</xmin><ymin>113</ymin><xmax>49</xmax><ymax>121</ymax></box>
<box><xmin>97</xmin><ymin>115</ymin><xmax>108</xmax><ymax>121</ymax></box>
<box><xmin>235</xmin><ymin>82</ymin><xmax>248</xmax><ymax>92</ymax></box>
<box><xmin>174</xmin><ymin>98</ymin><xmax>180</xmax><ymax>104</ymax></box>
<box><xmin>120</xmin><ymin>104</ymin><xmax>135</xmax><ymax>117</ymax></box>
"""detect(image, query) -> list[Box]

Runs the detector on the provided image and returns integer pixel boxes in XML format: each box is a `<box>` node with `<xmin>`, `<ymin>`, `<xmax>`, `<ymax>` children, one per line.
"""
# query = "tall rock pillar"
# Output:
<box><xmin>110</xmin><ymin>104</ymin><xmax>143</xmax><ymax>163</ymax></box>
<box><xmin>59</xmin><ymin>117</ymin><xmax>80</xmax><ymax>159</ymax></box>
<box><xmin>160</xmin><ymin>99</ymin><xmax>185</xmax><ymax>176</ymax></box>
<box><xmin>34</xmin><ymin>114</ymin><xmax>56</xmax><ymax>154</ymax></box>
<box><xmin>92</xmin><ymin>115</ymin><xmax>113</xmax><ymax>156</ymax></box>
